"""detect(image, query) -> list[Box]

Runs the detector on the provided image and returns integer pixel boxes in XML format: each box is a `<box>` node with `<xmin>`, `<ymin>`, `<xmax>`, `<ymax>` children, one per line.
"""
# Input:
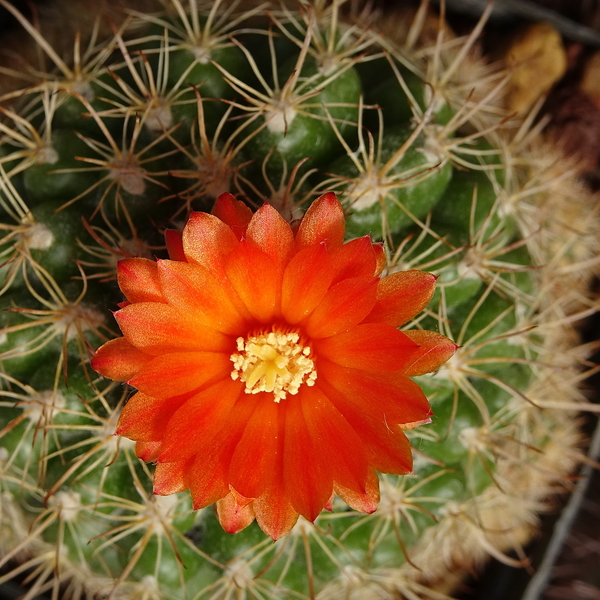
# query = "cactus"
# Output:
<box><xmin>0</xmin><ymin>1</ymin><xmax>598</xmax><ymax>599</ymax></box>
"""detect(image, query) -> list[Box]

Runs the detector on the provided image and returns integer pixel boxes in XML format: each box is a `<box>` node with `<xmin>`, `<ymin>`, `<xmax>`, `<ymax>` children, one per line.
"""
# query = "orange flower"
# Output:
<box><xmin>92</xmin><ymin>192</ymin><xmax>457</xmax><ymax>539</ymax></box>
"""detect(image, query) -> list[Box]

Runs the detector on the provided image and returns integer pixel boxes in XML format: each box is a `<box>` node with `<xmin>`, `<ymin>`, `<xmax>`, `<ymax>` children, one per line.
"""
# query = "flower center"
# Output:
<box><xmin>230</xmin><ymin>331</ymin><xmax>317</xmax><ymax>402</ymax></box>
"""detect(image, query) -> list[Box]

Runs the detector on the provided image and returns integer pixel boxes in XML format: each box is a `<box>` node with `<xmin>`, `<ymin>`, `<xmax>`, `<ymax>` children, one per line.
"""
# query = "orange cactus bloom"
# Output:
<box><xmin>92</xmin><ymin>192</ymin><xmax>457</xmax><ymax>539</ymax></box>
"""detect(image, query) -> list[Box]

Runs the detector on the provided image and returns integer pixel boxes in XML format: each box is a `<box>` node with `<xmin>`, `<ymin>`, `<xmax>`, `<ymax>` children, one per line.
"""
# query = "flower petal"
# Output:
<box><xmin>157</xmin><ymin>259</ymin><xmax>248</xmax><ymax>333</ymax></box>
<box><xmin>165</xmin><ymin>229</ymin><xmax>186</xmax><ymax>261</ymax></box>
<box><xmin>129</xmin><ymin>352</ymin><xmax>232</xmax><ymax>399</ymax></box>
<box><xmin>364</xmin><ymin>270</ymin><xmax>437</xmax><ymax>327</ymax></box>
<box><xmin>228</xmin><ymin>397</ymin><xmax>280</xmax><ymax>499</ymax></box>
<box><xmin>182</xmin><ymin>211</ymin><xmax>239</xmax><ymax>276</ymax></box>
<box><xmin>158</xmin><ymin>379</ymin><xmax>243</xmax><ymax>463</ymax></box>
<box><xmin>317</xmin><ymin>363</ymin><xmax>425</xmax><ymax>474</ymax></box>
<box><xmin>314</xmin><ymin>323</ymin><xmax>419</xmax><ymax>372</ymax></box>
<box><xmin>295</xmin><ymin>192</ymin><xmax>345</xmax><ymax>251</ymax></box>
<box><xmin>253</xmin><ymin>461</ymin><xmax>298</xmax><ymax>540</ymax></box>
<box><xmin>399</xmin><ymin>417</ymin><xmax>433</xmax><ymax>431</ymax></box>
<box><xmin>154</xmin><ymin>460</ymin><xmax>192</xmax><ymax>495</ymax></box>
<box><xmin>216</xmin><ymin>490</ymin><xmax>256</xmax><ymax>534</ymax></box>
<box><xmin>319</xmin><ymin>358</ymin><xmax>432</xmax><ymax>427</ymax></box>
<box><xmin>115</xmin><ymin>302</ymin><xmax>233</xmax><ymax>355</ymax></box>
<box><xmin>117</xmin><ymin>258</ymin><xmax>164</xmax><ymax>304</ymax></box>
<box><xmin>304</xmin><ymin>276</ymin><xmax>378</xmax><ymax>338</ymax></box>
<box><xmin>188</xmin><ymin>444</ymin><xmax>230</xmax><ymax>509</ymax></box>
<box><xmin>225</xmin><ymin>240</ymin><xmax>281</xmax><ymax>323</ymax></box>
<box><xmin>329</xmin><ymin>236</ymin><xmax>377</xmax><ymax>284</ymax></box>
<box><xmin>283</xmin><ymin>394</ymin><xmax>333</xmax><ymax>522</ymax></box>
<box><xmin>92</xmin><ymin>337</ymin><xmax>152</xmax><ymax>381</ymax></box>
<box><xmin>281</xmin><ymin>243</ymin><xmax>334</xmax><ymax>324</ymax></box>
<box><xmin>211</xmin><ymin>192</ymin><xmax>252</xmax><ymax>240</ymax></box>
<box><xmin>373</xmin><ymin>243</ymin><xmax>386</xmax><ymax>276</ymax></box>
<box><xmin>135</xmin><ymin>441</ymin><xmax>161</xmax><ymax>462</ymax></box>
<box><xmin>334</xmin><ymin>469</ymin><xmax>380</xmax><ymax>513</ymax></box>
<box><xmin>401</xmin><ymin>330</ymin><xmax>459</xmax><ymax>376</ymax></box>
<box><xmin>116</xmin><ymin>391</ymin><xmax>190</xmax><ymax>441</ymax></box>
<box><xmin>300</xmin><ymin>385</ymin><xmax>369</xmax><ymax>495</ymax></box>
<box><xmin>187</xmin><ymin>392</ymin><xmax>261</xmax><ymax>509</ymax></box>
<box><xmin>246</xmin><ymin>203</ymin><xmax>294</xmax><ymax>267</ymax></box>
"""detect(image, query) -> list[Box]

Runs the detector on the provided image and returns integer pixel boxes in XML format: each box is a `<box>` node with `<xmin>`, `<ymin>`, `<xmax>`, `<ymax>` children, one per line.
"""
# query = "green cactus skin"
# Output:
<box><xmin>0</xmin><ymin>1</ymin><xmax>598</xmax><ymax>599</ymax></box>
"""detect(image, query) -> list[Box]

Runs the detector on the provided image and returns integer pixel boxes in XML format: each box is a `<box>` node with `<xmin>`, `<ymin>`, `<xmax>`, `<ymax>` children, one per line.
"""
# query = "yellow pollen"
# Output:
<box><xmin>230</xmin><ymin>331</ymin><xmax>317</xmax><ymax>402</ymax></box>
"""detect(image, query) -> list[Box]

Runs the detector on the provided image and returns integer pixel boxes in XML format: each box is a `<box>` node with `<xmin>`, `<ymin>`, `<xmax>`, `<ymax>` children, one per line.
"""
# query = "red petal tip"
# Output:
<box><xmin>399</xmin><ymin>417</ymin><xmax>433</xmax><ymax>431</ymax></box>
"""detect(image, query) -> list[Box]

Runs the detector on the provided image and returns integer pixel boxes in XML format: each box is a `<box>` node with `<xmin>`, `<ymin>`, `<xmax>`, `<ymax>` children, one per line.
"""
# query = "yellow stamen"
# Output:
<box><xmin>230</xmin><ymin>331</ymin><xmax>317</xmax><ymax>402</ymax></box>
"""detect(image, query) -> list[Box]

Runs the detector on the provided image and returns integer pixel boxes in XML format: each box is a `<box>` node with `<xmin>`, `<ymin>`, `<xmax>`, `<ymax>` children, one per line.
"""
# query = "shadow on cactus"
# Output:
<box><xmin>0</xmin><ymin>1</ymin><xmax>599</xmax><ymax>599</ymax></box>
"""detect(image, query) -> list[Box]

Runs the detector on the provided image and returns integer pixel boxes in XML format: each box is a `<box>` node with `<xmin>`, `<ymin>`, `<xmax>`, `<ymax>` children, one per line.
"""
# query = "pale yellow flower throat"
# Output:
<box><xmin>230</xmin><ymin>331</ymin><xmax>317</xmax><ymax>402</ymax></box>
